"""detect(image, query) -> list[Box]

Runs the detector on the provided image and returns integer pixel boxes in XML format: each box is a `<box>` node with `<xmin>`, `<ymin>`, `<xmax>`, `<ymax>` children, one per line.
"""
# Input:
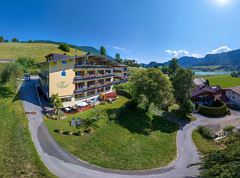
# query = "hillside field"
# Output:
<box><xmin>0</xmin><ymin>43</ymin><xmax>85</xmax><ymax>62</ymax></box>
<box><xmin>205</xmin><ymin>75</ymin><xmax>240</xmax><ymax>88</ymax></box>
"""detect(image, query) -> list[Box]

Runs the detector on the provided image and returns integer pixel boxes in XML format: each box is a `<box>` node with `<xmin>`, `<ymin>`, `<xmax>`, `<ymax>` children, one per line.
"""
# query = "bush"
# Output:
<box><xmin>54</xmin><ymin>128</ymin><xmax>63</xmax><ymax>133</ymax></box>
<box><xmin>65</xmin><ymin>130</ymin><xmax>73</xmax><ymax>135</ymax></box>
<box><xmin>198</xmin><ymin>101</ymin><xmax>227</xmax><ymax>117</ymax></box>
<box><xmin>143</xmin><ymin>128</ymin><xmax>152</xmax><ymax>135</ymax></box>
<box><xmin>223</xmin><ymin>125</ymin><xmax>235</xmax><ymax>133</ymax></box>
<box><xmin>197</xmin><ymin>126</ymin><xmax>214</xmax><ymax>139</ymax></box>
<box><xmin>84</xmin><ymin>127</ymin><xmax>94</xmax><ymax>133</ymax></box>
<box><xmin>74</xmin><ymin>131</ymin><xmax>84</xmax><ymax>136</ymax></box>
<box><xmin>59</xmin><ymin>44</ymin><xmax>70</xmax><ymax>52</ymax></box>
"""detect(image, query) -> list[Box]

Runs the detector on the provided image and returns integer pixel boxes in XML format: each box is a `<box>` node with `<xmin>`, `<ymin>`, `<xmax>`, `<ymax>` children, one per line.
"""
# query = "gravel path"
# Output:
<box><xmin>21</xmin><ymin>79</ymin><xmax>239</xmax><ymax>178</ymax></box>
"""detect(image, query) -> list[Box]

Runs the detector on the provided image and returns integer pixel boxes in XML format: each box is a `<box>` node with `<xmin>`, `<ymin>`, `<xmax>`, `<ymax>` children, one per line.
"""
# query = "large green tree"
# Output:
<box><xmin>115</xmin><ymin>53</ymin><xmax>123</xmax><ymax>64</ymax></box>
<box><xmin>11</xmin><ymin>38</ymin><xmax>19</xmax><ymax>43</ymax></box>
<box><xmin>172</xmin><ymin>68</ymin><xmax>194</xmax><ymax>115</ymax></box>
<box><xmin>100</xmin><ymin>46</ymin><xmax>106</xmax><ymax>56</ymax></box>
<box><xmin>0</xmin><ymin>36</ymin><xmax>4</xmax><ymax>43</ymax></box>
<box><xmin>59</xmin><ymin>43</ymin><xmax>70</xmax><ymax>52</ymax></box>
<box><xmin>130</xmin><ymin>68</ymin><xmax>173</xmax><ymax>112</ymax></box>
<box><xmin>0</xmin><ymin>62</ymin><xmax>23</xmax><ymax>93</ymax></box>
<box><xmin>168</xmin><ymin>58</ymin><xmax>179</xmax><ymax>75</ymax></box>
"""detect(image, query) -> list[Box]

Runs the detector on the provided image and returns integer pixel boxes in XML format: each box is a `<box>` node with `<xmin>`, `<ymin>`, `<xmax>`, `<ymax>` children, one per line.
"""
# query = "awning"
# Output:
<box><xmin>76</xmin><ymin>101</ymin><xmax>88</xmax><ymax>107</ymax></box>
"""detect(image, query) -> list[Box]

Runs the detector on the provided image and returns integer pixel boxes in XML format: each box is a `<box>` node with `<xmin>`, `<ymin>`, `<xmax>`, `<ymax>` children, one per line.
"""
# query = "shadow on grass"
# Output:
<box><xmin>105</xmin><ymin>102</ymin><xmax>178</xmax><ymax>135</ymax></box>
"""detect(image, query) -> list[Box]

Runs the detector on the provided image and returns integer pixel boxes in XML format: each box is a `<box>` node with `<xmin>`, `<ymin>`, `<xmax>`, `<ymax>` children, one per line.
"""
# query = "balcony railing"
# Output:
<box><xmin>75</xmin><ymin>64</ymin><xmax>112</xmax><ymax>69</ymax></box>
<box><xmin>75</xmin><ymin>82</ymin><xmax>116</xmax><ymax>94</ymax></box>
<box><xmin>74</xmin><ymin>73</ymin><xmax>115</xmax><ymax>82</ymax></box>
<box><xmin>75</xmin><ymin>79</ymin><xmax>128</xmax><ymax>94</ymax></box>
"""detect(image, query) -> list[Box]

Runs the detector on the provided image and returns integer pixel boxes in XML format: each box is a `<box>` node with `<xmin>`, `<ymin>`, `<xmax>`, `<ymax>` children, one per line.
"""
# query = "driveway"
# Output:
<box><xmin>21</xmin><ymin>79</ymin><xmax>228</xmax><ymax>178</ymax></box>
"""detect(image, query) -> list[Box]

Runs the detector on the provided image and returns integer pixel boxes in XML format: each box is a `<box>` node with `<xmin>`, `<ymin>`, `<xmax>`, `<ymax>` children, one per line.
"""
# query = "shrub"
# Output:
<box><xmin>197</xmin><ymin>126</ymin><xmax>214</xmax><ymax>139</ymax></box>
<box><xmin>59</xmin><ymin>44</ymin><xmax>70</xmax><ymax>52</ymax></box>
<box><xmin>65</xmin><ymin>130</ymin><xmax>73</xmax><ymax>135</ymax></box>
<box><xmin>55</xmin><ymin>128</ymin><xmax>63</xmax><ymax>134</ymax></box>
<box><xmin>84</xmin><ymin>127</ymin><xmax>94</xmax><ymax>133</ymax></box>
<box><xmin>75</xmin><ymin>131</ymin><xmax>84</xmax><ymax>136</ymax></box>
<box><xmin>198</xmin><ymin>101</ymin><xmax>227</xmax><ymax>117</ymax></box>
<box><xmin>108</xmin><ymin>113</ymin><xmax>117</xmax><ymax>121</ymax></box>
<box><xmin>143</xmin><ymin>128</ymin><xmax>152</xmax><ymax>135</ymax></box>
<box><xmin>223</xmin><ymin>125</ymin><xmax>235</xmax><ymax>133</ymax></box>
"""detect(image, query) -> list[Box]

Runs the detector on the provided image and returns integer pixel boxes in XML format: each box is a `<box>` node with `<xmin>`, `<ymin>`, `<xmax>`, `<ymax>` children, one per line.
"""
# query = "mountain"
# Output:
<box><xmin>144</xmin><ymin>49</ymin><xmax>240</xmax><ymax>68</ymax></box>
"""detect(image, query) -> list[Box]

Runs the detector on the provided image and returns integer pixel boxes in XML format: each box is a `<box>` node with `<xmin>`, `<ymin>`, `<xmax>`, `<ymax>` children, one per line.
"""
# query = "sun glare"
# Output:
<box><xmin>215</xmin><ymin>0</ymin><xmax>231</xmax><ymax>6</ymax></box>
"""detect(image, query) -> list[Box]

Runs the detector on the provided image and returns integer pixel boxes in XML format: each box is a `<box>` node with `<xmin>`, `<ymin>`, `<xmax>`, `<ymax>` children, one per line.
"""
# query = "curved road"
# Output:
<box><xmin>20</xmin><ymin>80</ymin><xmax>224</xmax><ymax>178</ymax></box>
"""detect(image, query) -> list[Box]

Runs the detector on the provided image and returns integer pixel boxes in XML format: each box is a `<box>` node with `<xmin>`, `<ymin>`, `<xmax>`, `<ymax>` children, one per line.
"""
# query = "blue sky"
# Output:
<box><xmin>1</xmin><ymin>0</ymin><xmax>240</xmax><ymax>63</ymax></box>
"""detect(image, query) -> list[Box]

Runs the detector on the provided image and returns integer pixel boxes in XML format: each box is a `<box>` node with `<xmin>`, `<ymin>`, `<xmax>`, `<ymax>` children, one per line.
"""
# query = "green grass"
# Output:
<box><xmin>0</xmin><ymin>94</ymin><xmax>55</xmax><ymax>177</ymax></box>
<box><xmin>0</xmin><ymin>43</ymin><xmax>85</xmax><ymax>62</ymax></box>
<box><xmin>44</xmin><ymin>96</ymin><xmax>178</xmax><ymax>170</ymax></box>
<box><xmin>192</xmin><ymin>130</ymin><xmax>222</xmax><ymax>154</ymax></box>
<box><xmin>205</xmin><ymin>75</ymin><xmax>240</xmax><ymax>88</ymax></box>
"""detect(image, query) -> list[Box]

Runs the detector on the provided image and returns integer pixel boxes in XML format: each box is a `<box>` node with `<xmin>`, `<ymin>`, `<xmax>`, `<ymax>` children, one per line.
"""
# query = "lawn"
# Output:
<box><xmin>192</xmin><ymin>130</ymin><xmax>222</xmax><ymax>154</ymax></box>
<box><xmin>0</xmin><ymin>94</ymin><xmax>55</xmax><ymax>177</ymax></box>
<box><xmin>44</xmin><ymin>96</ymin><xmax>179</xmax><ymax>170</ymax></box>
<box><xmin>0</xmin><ymin>43</ymin><xmax>85</xmax><ymax>62</ymax></box>
<box><xmin>205</xmin><ymin>75</ymin><xmax>240</xmax><ymax>88</ymax></box>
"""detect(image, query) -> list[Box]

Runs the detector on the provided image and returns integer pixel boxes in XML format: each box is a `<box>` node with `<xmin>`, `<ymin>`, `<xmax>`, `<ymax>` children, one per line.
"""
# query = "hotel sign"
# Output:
<box><xmin>57</xmin><ymin>81</ymin><xmax>69</xmax><ymax>88</ymax></box>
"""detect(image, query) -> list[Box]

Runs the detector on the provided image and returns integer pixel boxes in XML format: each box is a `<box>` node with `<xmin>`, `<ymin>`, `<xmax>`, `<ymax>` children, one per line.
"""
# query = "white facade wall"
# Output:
<box><xmin>226</xmin><ymin>90</ymin><xmax>240</xmax><ymax>106</ymax></box>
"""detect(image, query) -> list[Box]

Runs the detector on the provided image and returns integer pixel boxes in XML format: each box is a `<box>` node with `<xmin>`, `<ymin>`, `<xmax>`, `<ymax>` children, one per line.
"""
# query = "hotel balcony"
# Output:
<box><xmin>75</xmin><ymin>79</ymin><xmax>128</xmax><ymax>94</ymax></box>
<box><xmin>75</xmin><ymin>81</ymin><xmax>116</xmax><ymax>94</ymax></box>
<box><xmin>74</xmin><ymin>73</ymin><xmax>115</xmax><ymax>82</ymax></box>
<box><xmin>75</xmin><ymin>64</ymin><xmax>112</xmax><ymax>69</ymax></box>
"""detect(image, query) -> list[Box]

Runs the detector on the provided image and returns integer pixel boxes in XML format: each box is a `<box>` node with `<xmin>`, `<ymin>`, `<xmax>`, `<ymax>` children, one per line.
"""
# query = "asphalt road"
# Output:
<box><xmin>20</xmin><ymin>79</ymin><xmax>207</xmax><ymax>178</ymax></box>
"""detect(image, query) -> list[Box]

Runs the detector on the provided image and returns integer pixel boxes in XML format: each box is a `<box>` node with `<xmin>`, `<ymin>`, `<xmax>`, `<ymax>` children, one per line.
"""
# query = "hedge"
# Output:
<box><xmin>198</xmin><ymin>101</ymin><xmax>227</xmax><ymax>117</ymax></box>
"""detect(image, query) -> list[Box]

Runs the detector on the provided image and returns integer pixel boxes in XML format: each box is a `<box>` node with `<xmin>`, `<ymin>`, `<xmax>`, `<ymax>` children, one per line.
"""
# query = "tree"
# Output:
<box><xmin>201</xmin><ymin>142</ymin><xmax>240</xmax><ymax>177</ymax></box>
<box><xmin>0</xmin><ymin>36</ymin><xmax>4</xmax><ymax>43</ymax></box>
<box><xmin>11</xmin><ymin>38</ymin><xmax>19</xmax><ymax>43</ymax></box>
<box><xmin>59</xmin><ymin>44</ymin><xmax>70</xmax><ymax>52</ymax></box>
<box><xmin>115</xmin><ymin>53</ymin><xmax>123</xmax><ymax>63</ymax></box>
<box><xmin>16</xmin><ymin>58</ymin><xmax>36</xmax><ymax>73</ymax></box>
<box><xmin>206</xmin><ymin>79</ymin><xmax>210</xmax><ymax>86</ymax></box>
<box><xmin>172</xmin><ymin>68</ymin><xmax>194</xmax><ymax>115</ymax></box>
<box><xmin>161</xmin><ymin>66</ymin><xmax>169</xmax><ymax>74</ymax></box>
<box><xmin>100</xmin><ymin>46</ymin><xmax>106</xmax><ymax>56</ymax></box>
<box><xmin>50</xmin><ymin>94</ymin><xmax>63</xmax><ymax>118</ymax></box>
<box><xmin>130</xmin><ymin>68</ymin><xmax>173</xmax><ymax>112</ymax></box>
<box><xmin>0</xmin><ymin>62</ymin><xmax>23</xmax><ymax>93</ymax></box>
<box><xmin>168</xmin><ymin>58</ymin><xmax>179</xmax><ymax>75</ymax></box>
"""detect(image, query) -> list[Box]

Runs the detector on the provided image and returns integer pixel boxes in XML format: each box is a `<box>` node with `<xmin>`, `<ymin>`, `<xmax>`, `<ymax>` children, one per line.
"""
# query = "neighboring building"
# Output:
<box><xmin>224</xmin><ymin>87</ymin><xmax>240</xmax><ymax>106</ymax></box>
<box><xmin>39</xmin><ymin>53</ymin><xmax>128</xmax><ymax>107</ymax></box>
<box><xmin>193</xmin><ymin>78</ymin><xmax>207</xmax><ymax>87</ymax></box>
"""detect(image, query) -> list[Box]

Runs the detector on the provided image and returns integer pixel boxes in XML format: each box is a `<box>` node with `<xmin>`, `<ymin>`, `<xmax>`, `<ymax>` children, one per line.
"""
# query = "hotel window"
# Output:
<box><xmin>61</xmin><ymin>70</ymin><xmax>66</xmax><ymax>77</ymax></box>
<box><xmin>87</xmin><ymin>90</ymin><xmax>95</xmax><ymax>96</ymax></box>
<box><xmin>62</xmin><ymin>61</ymin><xmax>67</xmax><ymax>65</ymax></box>
<box><xmin>105</xmin><ymin>86</ymin><xmax>111</xmax><ymax>91</ymax></box>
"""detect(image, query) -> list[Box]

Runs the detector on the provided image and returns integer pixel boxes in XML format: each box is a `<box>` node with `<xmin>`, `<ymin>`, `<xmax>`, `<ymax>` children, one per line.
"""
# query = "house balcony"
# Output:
<box><xmin>75</xmin><ymin>64</ymin><xmax>112</xmax><ymax>69</ymax></box>
<box><xmin>74</xmin><ymin>73</ymin><xmax>115</xmax><ymax>82</ymax></box>
<box><xmin>75</xmin><ymin>81</ymin><xmax>116</xmax><ymax>94</ymax></box>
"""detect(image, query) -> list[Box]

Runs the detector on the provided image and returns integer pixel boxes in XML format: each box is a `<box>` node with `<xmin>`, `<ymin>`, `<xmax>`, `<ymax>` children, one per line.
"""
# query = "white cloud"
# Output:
<box><xmin>207</xmin><ymin>45</ymin><xmax>231</xmax><ymax>54</ymax></box>
<box><xmin>112</xmin><ymin>46</ymin><xmax>130</xmax><ymax>53</ymax></box>
<box><xmin>165</xmin><ymin>49</ymin><xmax>203</xmax><ymax>58</ymax></box>
<box><xmin>166</xmin><ymin>45</ymin><xmax>232</xmax><ymax>59</ymax></box>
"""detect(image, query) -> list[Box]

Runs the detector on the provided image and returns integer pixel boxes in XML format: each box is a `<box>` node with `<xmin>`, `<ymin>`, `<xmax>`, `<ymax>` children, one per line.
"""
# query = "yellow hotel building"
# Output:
<box><xmin>39</xmin><ymin>53</ymin><xmax>128</xmax><ymax>107</ymax></box>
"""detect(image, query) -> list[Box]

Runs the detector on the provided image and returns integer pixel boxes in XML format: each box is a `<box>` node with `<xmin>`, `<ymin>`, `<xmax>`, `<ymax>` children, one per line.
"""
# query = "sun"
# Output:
<box><xmin>215</xmin><ymin>0</ymin><xmax>231</xmax><ymax>6</ymax></box>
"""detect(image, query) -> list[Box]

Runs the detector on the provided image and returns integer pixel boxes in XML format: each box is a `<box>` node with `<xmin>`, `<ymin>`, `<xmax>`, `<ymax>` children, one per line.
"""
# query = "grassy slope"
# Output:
<box><xmin>192</xmin><ymin>130</ymin><xmax>221</xmax><ymax>154</ymax></box>
<box><xmin>205</xmin><ymin>75</ymin><xmax>240</xmax><ymax>88</ymax></box>
<box><xmin>45</xmin><ymin>96</ymin><xmax>178</xmax><ymax>170</ymax></box>
<box><xmin>0</xmin><ymin>65</ymin><xmax>55</xmax><ymax>178</ymax></box>
<box><xmin>0</xmin><ymin>43</ymin><xmax>85</xmax><ymax>62</ymax></box>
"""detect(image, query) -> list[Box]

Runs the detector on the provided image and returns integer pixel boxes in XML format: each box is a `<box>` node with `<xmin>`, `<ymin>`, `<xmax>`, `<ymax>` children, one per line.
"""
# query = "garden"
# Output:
<box><xmin>44</xmin><ymin>96</ymin><xmax>179</xmax><ymax>170</ymax></box>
